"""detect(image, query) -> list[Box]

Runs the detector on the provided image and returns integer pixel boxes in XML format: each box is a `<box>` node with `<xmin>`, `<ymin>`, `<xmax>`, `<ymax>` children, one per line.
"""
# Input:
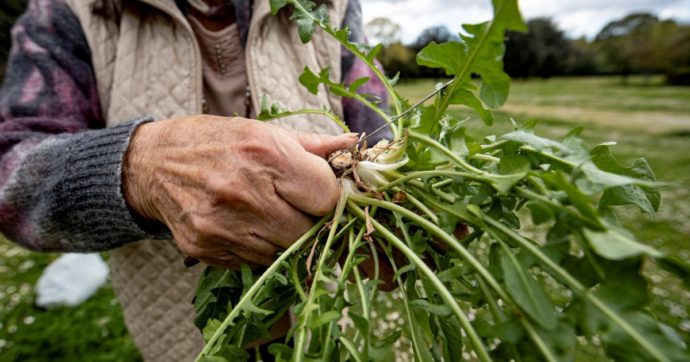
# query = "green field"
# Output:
<box><xmin>0</xmin><ymin>76</ymin><xmax>689</xmax><ymax>360</ymax></box>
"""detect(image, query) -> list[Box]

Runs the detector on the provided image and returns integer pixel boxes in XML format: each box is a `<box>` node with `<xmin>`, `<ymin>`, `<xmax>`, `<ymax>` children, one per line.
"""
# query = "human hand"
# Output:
<box><xmin>123</xmin><ymin>115</ymin><xmax>357</xmax><ymax>268</ymax></box>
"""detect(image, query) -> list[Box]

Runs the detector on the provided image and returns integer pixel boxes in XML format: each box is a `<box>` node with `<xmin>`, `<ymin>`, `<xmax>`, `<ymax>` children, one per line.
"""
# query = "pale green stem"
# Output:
<box><xmin>288</xmin><ymin>0</ymin><xmax>403</xmax><ymax>137</ymax></box>
<box><xmin>432</xmin><ymin>178</ymin><xmax>454</xmax><ymax>188</ymax></box>
<box><xmin>294</xmin><ymin>193</ymin><xmax>348</xmax><ymax>362</ymax></box>
<box><xmin>339</xmin><ymin>336</ymin><xmax>364</xmax><ymax>362</ymax></box>
<box><xmin>380</xmin><ymin>170</ymin><xmax>483</xmax><ymax>191</ymax></box>
<box><xmin>323</xmin><ymin>224</ymin><xmax>367</xmax><ymax>360</ymax></box>
<box><xmin>408</xmin><ymin>130</ymin><xmax>488</xmax><ymax>175</ymax></box>
<box><xmin>348</xmin><ymin>201</ymin><xmax>491</xmax><ymax>362</ymax></box>
<box><xmin>477</xmin><ymin>277</ymin><xmax>504</xmax><ymax>322</ymax></box>
<box><xmin>514</xmin><ymin>186</ymin><xmax>602</xmax><ymax>230</ymax></box>
<box><xmin>473</xmin><ymin>153</ymin><xmax>501</xmax><ymax>163</ymax></box>
<box><xmin>520</xmin><ymin>319</ymin><xmax>558</xmax><ymax>362</ymax></box>
<box><xmin>380</xmin><ymin>236</ymin><xmax>427</xmax><ymax>362</ymax></box>
<box><xmin>289</xmin><ymin>258</ymin><xmax>307</xmax><ymax>301</ymax></box>
<box><xmin>392</xmin><ymin>186</ymin><xmax>439</xmax><ymax>224</ymax></box>
<box><xmin>349</xmin><ymin>194</ymin><xmax>510</xmax><ymax>302</ymax></box>
<box><xmin>260</xmin><ymin>109</ymin><xmax>350</xmax><ymax>133</ymax></box>
<box><xmin>480</xmin><ymin>139</ymin><xmax>508</xmax><ymax>151</ymax></box>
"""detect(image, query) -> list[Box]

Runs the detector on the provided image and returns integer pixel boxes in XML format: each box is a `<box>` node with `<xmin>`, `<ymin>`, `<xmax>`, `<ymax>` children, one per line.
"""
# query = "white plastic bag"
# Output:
<box><xmin>35</xmin><ymin>253</ymin><xmax>109</xmax><ymax>308</ymax></box>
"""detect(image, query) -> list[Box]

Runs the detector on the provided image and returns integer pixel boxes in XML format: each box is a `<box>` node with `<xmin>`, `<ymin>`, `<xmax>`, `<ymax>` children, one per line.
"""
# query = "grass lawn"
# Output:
<box><xmin>0</xmin><ymin>76</ymin><xmax>688</xmax><ymax>360</ymax></box>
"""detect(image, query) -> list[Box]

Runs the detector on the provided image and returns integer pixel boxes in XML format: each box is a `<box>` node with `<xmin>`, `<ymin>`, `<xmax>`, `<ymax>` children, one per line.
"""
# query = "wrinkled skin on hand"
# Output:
<box><xmin>123</xmin><ymin>115</ymin><xmax>357</xmax><ymax>268</ymax></box>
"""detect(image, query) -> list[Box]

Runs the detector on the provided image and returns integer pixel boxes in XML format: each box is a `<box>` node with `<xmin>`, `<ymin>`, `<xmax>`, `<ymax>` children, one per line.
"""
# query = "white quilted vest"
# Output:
<box><xmin>63</xmin><ymin>0</ymin><xmax>347</xmax><ymax>360</ymax></box>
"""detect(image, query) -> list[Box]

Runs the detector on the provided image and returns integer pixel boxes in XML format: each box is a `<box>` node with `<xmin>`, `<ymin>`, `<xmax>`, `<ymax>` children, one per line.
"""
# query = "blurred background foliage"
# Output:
<box><xmin>368</xmin><ymin>12</ymin><xmax>690</xmax><ymax>85</ymax></box>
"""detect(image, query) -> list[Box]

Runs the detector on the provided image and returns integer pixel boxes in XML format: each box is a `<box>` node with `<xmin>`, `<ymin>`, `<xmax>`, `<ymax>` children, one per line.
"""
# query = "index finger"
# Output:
<box><xmin>272</xmin><ymin>141</ymin><xmax>341</xmax><ymax>216</ymax></box>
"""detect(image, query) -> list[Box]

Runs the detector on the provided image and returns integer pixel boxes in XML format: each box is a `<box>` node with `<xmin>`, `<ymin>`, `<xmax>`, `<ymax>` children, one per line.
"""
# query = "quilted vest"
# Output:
<box><xmin>62</xmin><ymin>0</ymin><xmax>348</xmax><ymax>360</ymax></box>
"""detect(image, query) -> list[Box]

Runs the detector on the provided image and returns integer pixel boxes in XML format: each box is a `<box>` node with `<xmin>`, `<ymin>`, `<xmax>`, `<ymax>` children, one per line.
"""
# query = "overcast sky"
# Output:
<box><xmin>361</xmin><ymin>0</ymin><xmax>690</xmax><ymax>43</ymax></box>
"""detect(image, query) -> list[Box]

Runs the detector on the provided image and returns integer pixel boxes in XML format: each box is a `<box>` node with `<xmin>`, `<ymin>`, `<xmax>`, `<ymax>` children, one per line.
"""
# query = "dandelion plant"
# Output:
<box><xmin>193</xmin><ymin>1</ymin><xmax>690</xmax><ymax>361</ymax></box>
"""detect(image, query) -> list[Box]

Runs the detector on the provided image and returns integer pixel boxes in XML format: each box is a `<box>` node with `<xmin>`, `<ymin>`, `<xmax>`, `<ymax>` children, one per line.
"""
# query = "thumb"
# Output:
<box><xmin>293</xmin><ymin>131</ymin><xmax>359</xmax><ymax>158</ymax></box>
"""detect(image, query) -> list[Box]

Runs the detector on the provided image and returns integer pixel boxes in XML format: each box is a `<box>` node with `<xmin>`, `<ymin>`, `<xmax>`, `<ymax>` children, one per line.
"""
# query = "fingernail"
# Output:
<box><xmin>344</xmin><ymin>132</ymin><xmax>359</xmax><ymax>138</ymax></box>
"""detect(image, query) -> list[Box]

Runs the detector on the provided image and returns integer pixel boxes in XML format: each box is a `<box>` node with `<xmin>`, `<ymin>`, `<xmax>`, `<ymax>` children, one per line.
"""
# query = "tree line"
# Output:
<box><xmin>1</xmin><ymin>2</ymin><xmax>689</xmax><ymax>85</ymax></box>
<box><xmin>369</xmin><ymin>14</ymin><xmax>690</xmax><ymax>85</ymax></box>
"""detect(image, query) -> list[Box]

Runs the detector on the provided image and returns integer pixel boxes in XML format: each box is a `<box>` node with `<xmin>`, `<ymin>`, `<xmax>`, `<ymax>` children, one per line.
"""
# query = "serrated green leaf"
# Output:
<box><xmin>348</xmin><ymin>76</ymin><xmax>370</xmax><ymax>92</ymax></box>
<box><xmin>339</xmin><ymin>336</ymin><xmax>364</xmax><ymax>362</ymax></box>
<box><xmin>295</xmin><ymin>15</ymin><xmax>315</xmax><ymax>43</ymax></box>
<box><xmin>499</xmin><ymin>243</ymin><xmax>557</xmax><ymax>330</ymax></box>
<box><xmin>448</xmin><ymin>87</ymin><xmax>494</xmax><ymax>126</ymax></box>
<box><xmin>498</xmin><ymin>153</ymin><xmax>530</xmax><ymax>174</ymax></box>
<box><xmin>243</xmin><ymin>300</ymin><xmax>272</xmax><ymax>316</ymax></box>
<box><xmin>601</xmin><ymin>185</ymin><xmax>658</xmax><ymax>214</ymax></box>
<box><xmin>348</xmin><ymin>312</ymin><xmax>369</xmax><ymax>335</ymax></box>
<box><xmin>298</xmin><ymin>67</ymin><xmax>320</xmax><ymax>94</ymax></box>
<box><xmin>370</xmin><ymin>330</ymin><xmax>402</xmax><ymax>362</ymax></box>
<box><xmin>267</xmin><ymin>343</ymin><xmax>293</xmax><ymax>361</ymax></box>
<box><xmin>240</xmin><ymin>264</ymin><xmax>254</xmax><ymax>289</ymax></box>
<box><xmin>367</xmin><ymin>44</ymin><xmax>383</xmax><ymax>62</ymax></box>
<box><xmin>491</xmin><ymin>0</ymin><xmax>528</xmax><ymax>33</ymax></box>
<box><xmin>272</xmin><ymin>272</ymin><xmax>288</xmax><ymax>286</ymax></box>
<box><xmin>501</xmin><ymin>129</ymin><xmax>568</xmax><ymax>151</ymax></box>
<box><xmin>533</xmin><ymin>320</ymin><xmax>576</xmax><ymax>362</ymax></box>
<box><xmin>328</xmin><ymin>84</ymin><xmax>351</xmax><ymax>98</ymax></box>
<box><xmin>439</xmin><ymin>316</ymin><xmax>463</xmax><ymax>362</ymax></box>
<box><xmin>584</xmin><ymin>225</ymin><xmax>662</xmax><ymax>260</ymax></box>
<box><xmin>582</xmin><ymin>303</ymin><xmax>688</xmax><ymax>361</ymax></box>
<box><xmin>416</xmin><ymin>41</ymin><xmax>467</xmax><ymax>76</ymax></box>
<box><xmin>287</xmin><ymin>0</ymin><xmax>328</xmax><ymax>44</ymax></box>
<box><xmin>194</xmin><ymin>268</ymin><xmax>240</xmax><ymax>330</ymax></box>
<box><xmin>474</xmin><ymin>63</ymin><xmax>511</xmax><ymax>108</ymax></box>
<box><xmin>411</xmin><ymin>105</ymin><xmax>437</xmax><ymax>134</ymax></box>
<box><xmin>306</xmin><ymin>310</ymin><xmax>340</xmax><ymax>329</ymax></box>
<box><xmin>527</xmin><ymin>201</ymin><xmax>553</xmax><ymax>225</ymax></box>
<box><xmin>591</xmin><ymin>145</ymin><xmax>660</xmax><ymax>214</ymax></box>
<box><xmin>595</xmin><ymin>258</ymin><xmax>648</xmax><ymax>309</ymax></box>
<box><xmin>486</xmin><ymin>173</ymin><xmax>526</xmax><ymax>194</ymax></box>
<box><xmin>540</xmin><ymin>171</ymin><xmax>601</xmax><ymax>227</ymax></box>
<box><xmin>392</xmin><ymin>263</ymin><xmax>415</xmax><ymax>281</ymax></box>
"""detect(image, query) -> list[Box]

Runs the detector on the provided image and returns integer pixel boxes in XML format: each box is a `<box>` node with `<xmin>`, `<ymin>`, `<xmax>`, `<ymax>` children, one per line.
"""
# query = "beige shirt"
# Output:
<box><xmin>188</xmin><ymin>16</ymin><xmax>250</xmax><ymax>117</ymax></box>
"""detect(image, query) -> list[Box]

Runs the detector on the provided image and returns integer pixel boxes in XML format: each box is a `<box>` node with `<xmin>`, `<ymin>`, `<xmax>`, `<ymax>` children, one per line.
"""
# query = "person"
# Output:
<box><xmin>0</xmin><ymin>0</ymin><xmax>390</xmax><ymax>360</ymax></box>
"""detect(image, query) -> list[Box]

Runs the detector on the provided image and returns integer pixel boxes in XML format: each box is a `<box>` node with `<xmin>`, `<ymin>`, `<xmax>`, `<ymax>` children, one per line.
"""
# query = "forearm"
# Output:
<box><xmin>0</xmin><ymin>118</ymin><xmax>171</xmax><ymax>252</ymax></box>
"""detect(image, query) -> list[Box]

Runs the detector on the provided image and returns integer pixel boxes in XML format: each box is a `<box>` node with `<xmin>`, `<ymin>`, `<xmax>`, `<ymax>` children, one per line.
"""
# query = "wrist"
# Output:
<box><xmin>123</xmin><ymin>121</ymin><xmax>163</xmax><ymax>221</ymax></box>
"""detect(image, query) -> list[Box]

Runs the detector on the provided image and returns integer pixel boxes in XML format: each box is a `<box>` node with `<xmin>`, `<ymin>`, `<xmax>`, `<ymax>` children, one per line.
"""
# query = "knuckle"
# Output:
<box><xmin>237</xmin><ymin>124</ymin><xmax>277</xmax><ymax>157</ymax></box>
<box><xmin>238</xmin><ymin>126</ymin><xmax>292</xmax><ymax>166</ymax></box>
<box><xmin>206</xmin><ymin>175</ymin><xmax>245</xmax><ymax>205</ymax></box>
<box><xmin>187</xmin><ymin>213</ymin><xmax>217</xmax><ymax>241</ymax></box>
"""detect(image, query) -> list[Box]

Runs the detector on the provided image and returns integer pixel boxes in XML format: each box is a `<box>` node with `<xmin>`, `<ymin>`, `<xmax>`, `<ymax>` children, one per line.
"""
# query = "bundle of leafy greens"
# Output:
<box><xmin>193</xmin><ymin>0</ymin><xmax>690</xmax><ymax>361</ymax></box>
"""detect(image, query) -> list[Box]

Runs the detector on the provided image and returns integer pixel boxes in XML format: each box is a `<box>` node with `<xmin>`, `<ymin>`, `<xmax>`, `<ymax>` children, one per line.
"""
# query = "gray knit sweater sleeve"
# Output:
<box><xmin>0</xmin><ymin>0</ymin><xmax>170</xmax><ymax>252</ymax></box>
<box><xmin>2</xmin><ymin>118</ymin><xmax>172</xmax><ymax>252</ymax></box>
